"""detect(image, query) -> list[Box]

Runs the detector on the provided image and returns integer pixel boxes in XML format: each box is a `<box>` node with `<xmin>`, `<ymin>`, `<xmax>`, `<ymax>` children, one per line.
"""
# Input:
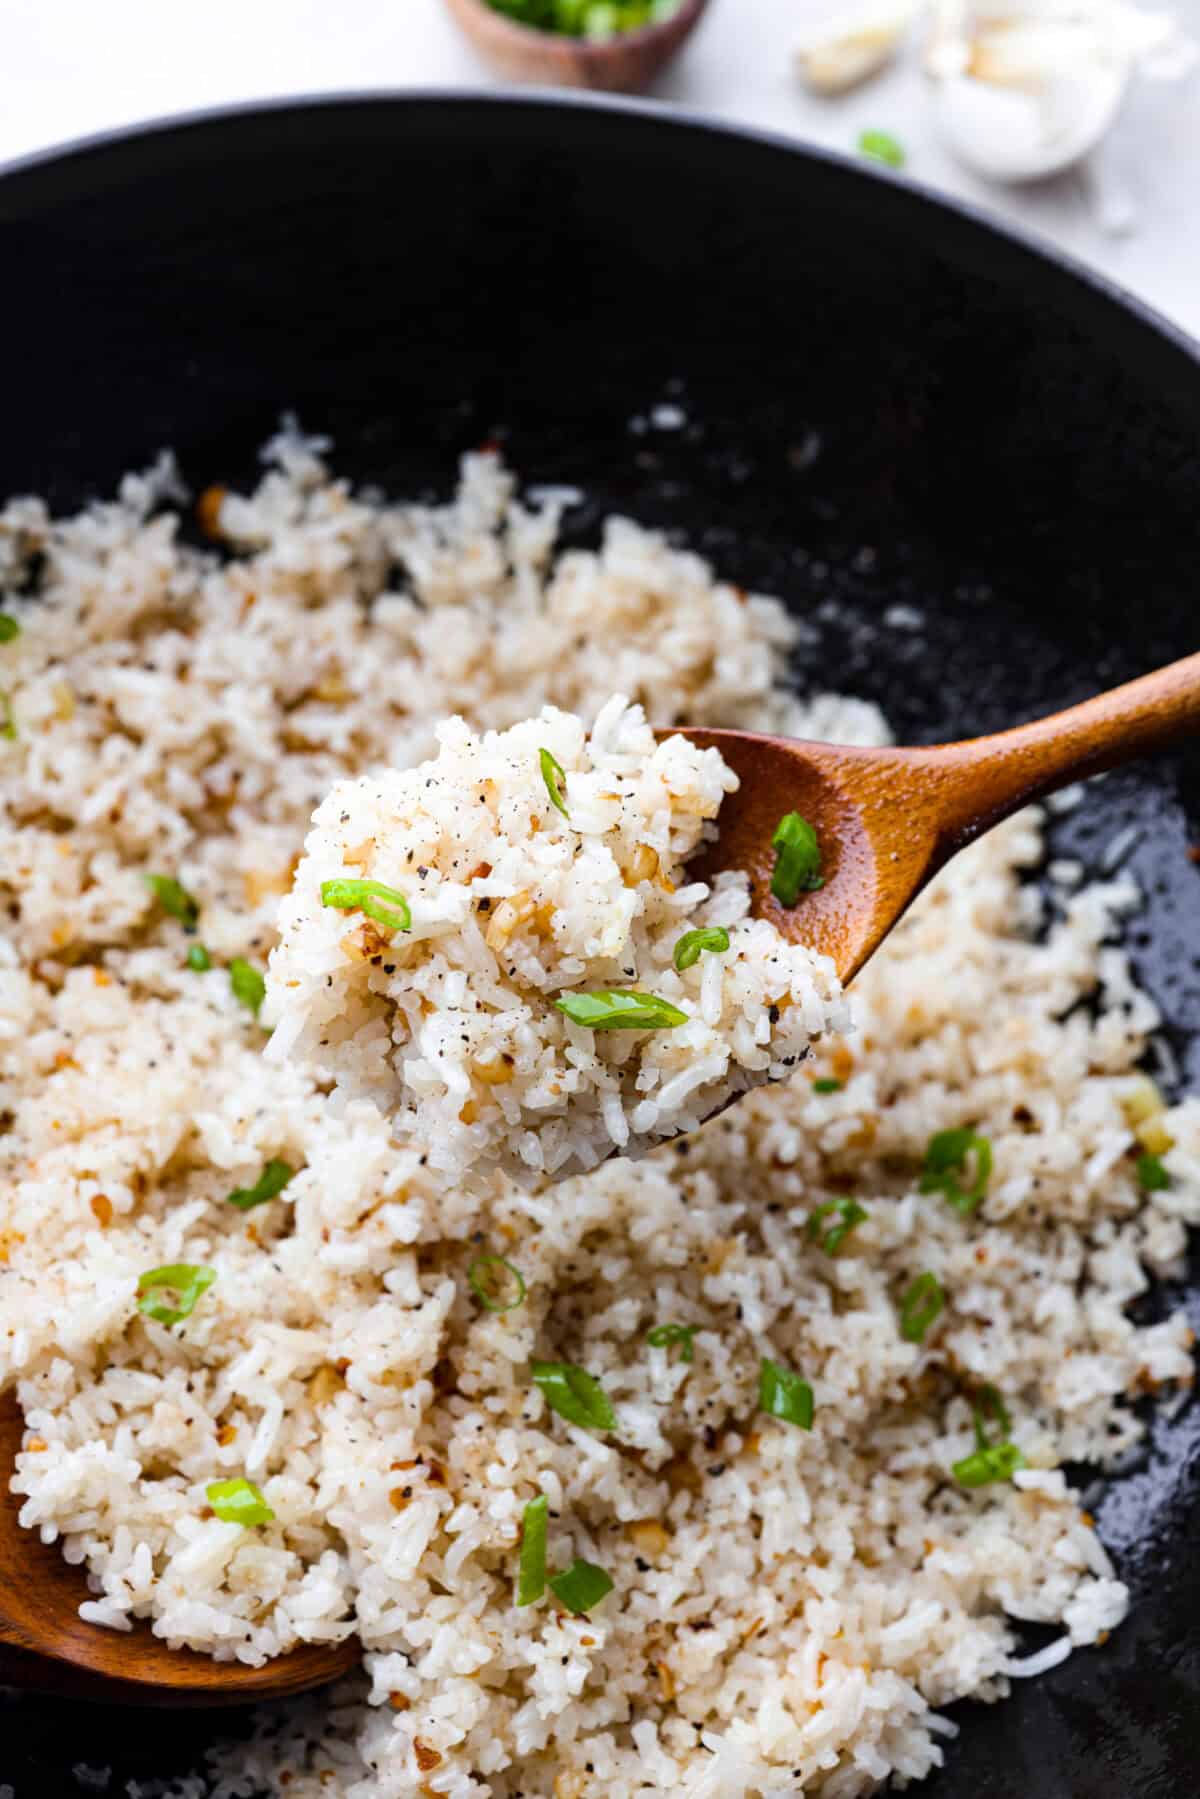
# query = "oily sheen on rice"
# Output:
<box><xmin>268</xmin><ymin>699</ymin><xmax>846</xmax><ymax>1182</ymax></box>
<box><xmin>0</xmin><ymin>434</ymin><xmax>1197</xmax><ymax>1799</ymax></box>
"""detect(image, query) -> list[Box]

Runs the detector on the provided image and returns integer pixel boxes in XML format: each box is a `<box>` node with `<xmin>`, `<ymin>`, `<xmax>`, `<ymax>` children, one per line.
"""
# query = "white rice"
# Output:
<box><xmin>0</xmin><ymin>438</ymin><xmax>1197</xmax><ymax>1798</ymax></box>
<box><xmin>267</xmin><ymin>700</ymin><xmax>845</xmax><ymax>1183</ymax></box>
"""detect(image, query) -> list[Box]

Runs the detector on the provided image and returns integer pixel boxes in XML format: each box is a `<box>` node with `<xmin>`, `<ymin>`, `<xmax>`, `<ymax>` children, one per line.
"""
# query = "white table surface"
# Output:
<box><xmin>3</xmin><ymin>0</ymin><xmax>1199</xmax><ymax>341</ymax></box>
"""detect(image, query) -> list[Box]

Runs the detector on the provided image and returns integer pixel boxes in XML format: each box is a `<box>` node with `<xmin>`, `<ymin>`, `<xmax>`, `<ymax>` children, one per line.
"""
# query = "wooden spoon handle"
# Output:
<box><xmin>918</xmin><ymin>650</ymin><xmax>1200</xmax><ymax>850</ymax></box>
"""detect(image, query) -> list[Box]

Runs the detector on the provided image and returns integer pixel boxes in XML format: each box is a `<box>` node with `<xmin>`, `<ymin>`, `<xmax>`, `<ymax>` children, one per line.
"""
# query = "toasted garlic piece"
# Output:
<box><xmin>1121</xmin><ymin>1074</ymin><xmax>1164</xmax><ymax>1127</ymax></box>
<box><xmin>485</xmin><ymin>891</ymin><xmax>535</xmax><ymax>951</ymax></box>
<box><xmin>473</xmin><ymin>1052</ymin><xmax>515</xmax><ymax>1085</ymax></box>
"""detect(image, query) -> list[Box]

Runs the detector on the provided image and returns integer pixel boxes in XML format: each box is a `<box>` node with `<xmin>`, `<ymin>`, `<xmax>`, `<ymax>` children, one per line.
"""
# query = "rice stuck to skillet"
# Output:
<box><xmin>1</xmin><ymin>434</ymin><xmax>1198</xmax><ymax>1798</ymax></box>
<box><xmin>267</xmin><ymin>699</ymin><xmax>845</xmax><ymax>1183</ymax></box>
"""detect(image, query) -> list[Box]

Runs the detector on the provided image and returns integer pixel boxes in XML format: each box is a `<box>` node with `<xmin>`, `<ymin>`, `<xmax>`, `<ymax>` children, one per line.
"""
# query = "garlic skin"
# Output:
<box><xmin>925</xmin><ymin>0</ymin><xmax>1197</xmax><ymax>183</ymax></box>
<box><xmin>796</xmin><ymin>2</ymin><xmax>917</xmax><ymax>94</ymax></box>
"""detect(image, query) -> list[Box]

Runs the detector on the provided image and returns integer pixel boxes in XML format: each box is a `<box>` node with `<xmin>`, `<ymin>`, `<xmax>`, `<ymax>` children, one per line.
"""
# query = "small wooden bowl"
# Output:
<box><xmin>443</xmin><ymin>0</ymin><xmax>710</xmax><ymax>93</ymax></box>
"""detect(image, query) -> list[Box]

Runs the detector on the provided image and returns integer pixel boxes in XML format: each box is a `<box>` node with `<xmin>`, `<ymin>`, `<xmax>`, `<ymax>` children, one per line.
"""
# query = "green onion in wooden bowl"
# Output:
<box><xmin>443</xmin><ymin>0</ymin><xmax>709</xmax><ymax>93</ymax></box>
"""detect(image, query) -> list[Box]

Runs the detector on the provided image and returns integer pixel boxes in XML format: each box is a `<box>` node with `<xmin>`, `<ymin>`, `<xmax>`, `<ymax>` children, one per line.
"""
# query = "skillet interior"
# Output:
<box><xmin>0</xmin><ymin>93</ymin><xmax>1197</xmax><ymax>1798</ymax></box>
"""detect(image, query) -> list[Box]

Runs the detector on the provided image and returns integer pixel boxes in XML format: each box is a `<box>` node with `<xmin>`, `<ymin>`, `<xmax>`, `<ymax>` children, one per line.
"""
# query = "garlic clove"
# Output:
<box><xmin>796</xmin><ymin>1</ymin><xmax>918</xmax><ymax>94</ymax></box>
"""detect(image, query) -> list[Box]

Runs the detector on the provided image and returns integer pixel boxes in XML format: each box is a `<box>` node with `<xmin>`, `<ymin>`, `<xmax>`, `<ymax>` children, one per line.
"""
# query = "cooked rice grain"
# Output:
<box><xmin>268</xmin><ymin>699</ymin><xmax>845</xmax><ymax>1182</ymax></box>
<box><xmin>1</xmin><ymin>436</ymin><xmax>1197</xmax><ymax>1798</ymax></box>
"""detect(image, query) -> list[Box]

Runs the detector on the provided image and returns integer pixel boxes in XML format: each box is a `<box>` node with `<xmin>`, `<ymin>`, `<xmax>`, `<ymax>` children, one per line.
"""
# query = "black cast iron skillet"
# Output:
<box><xmin>0</xmin><ymin>92</ymin><xmax>1197</xmax><ymax>1799</ymax></box>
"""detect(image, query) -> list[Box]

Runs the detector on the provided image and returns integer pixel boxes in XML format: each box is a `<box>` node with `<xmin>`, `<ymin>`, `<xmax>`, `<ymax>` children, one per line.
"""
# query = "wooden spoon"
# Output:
<box><xmin>2</xmin><ymin>654</ymin><xmax>1196</xmax><ymax>1703</ymax></box>
<box><xmin>676</xmin><ymin>651</ymin><xmax>1200</xmax><ymax>983</ymax></box>
<box><xmin>0</xmin><ymin>1391</ymin><xmax>359</xmax><ymax>1704</ymax></box>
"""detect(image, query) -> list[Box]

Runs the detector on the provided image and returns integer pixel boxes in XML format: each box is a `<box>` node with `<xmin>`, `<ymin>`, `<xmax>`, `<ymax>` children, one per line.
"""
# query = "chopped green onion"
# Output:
<box><xmin>811</xmin><ymin>1077</ymin><xmax>843</xmax><ymax>1093</ymax></box>
<box><xmin>758</xmin><ymin>1356</ymin><xmax>814</xmax><ymax>1430</ymax></box>
<box><xmin>899</xmin><ymin>1272</ymin><xmax>944</xmax><ymax>1343</ymax></box>
<box><xmin>972</xmin><ymin>1384</ymin><xmax>1012</xmax><ymax>1447</ymax></box>
<box><xmin>645</xmin><ymin>1323</ymin><xmax>696</xmax><ymax>1363</ymax></box>
<box><xmin>136</xmin><ymin>1263</ymin><xmax>217</xmax><ymax>1326</ymax></box>
<box><xmin>484</xmin><ymin>0</ymin><xmax>683</xmax><ymax>37</ymax></box>
<box><xmin>672</xmin><ymin>926</ymin><xmax>730</xmax><ymax>972</ymax></box>
<box><xmin>0</xmin><ymin>695</ymin><xmax>15</xmax><ymax>740</ymax></box>
<box><xmin>952</xmin><ymin>1442</ymin><xmax>1025</xmax><ymax>1487</ymax></box>
<box><xmin>186</xmin><ymin>942</ymin><xmax>212</xmax><ymax>972</ymax></box>
<box><xmin>806</xmin><ymin>1197</ymin><xmax>869</xmax><ymax>1256</ymax></box>
<box><xmin>320</xmin><ymin>877</ymin><xmax>411</xmax><ymax>934</ymax></box>
<box><xmin>229</xmin><ymin>957</ymin><xmax>266</xmax><ymax>1015</ymax></box>
<box><xmin>539</xmin><ymin>747</ymin><xmax>570</xmax><ymax>819</ymax></box>
<box><xmin>920</xmin><ymin>1128</ymin><xmax>992</xmax><ymax>1214</ymax></box>
<box><xmin>859</xmin><ymin>129</ymin><xmax>905</xmax><ymax>169</ymax></box>
<box><xmin>1136</xmin><ymin>1152</ymin><xmax>1169</xmax><ymax>1191</ymax></box>
<box><xmin>531</xmin><ymin>1360</ymin><xmax>617</xmax><ymax>1432</ymax></box>
<box><xmin>227</xmin><ymin>1159</ymin><xmax>295</xmax><ymax>1212</ymax></box>
<box><xmin>548</xmin><ymin>1557</ymin><xmax>614</xmax><ymax>1615</ymax></box>
<box><xmin>206</xmin><ymin>1477</ymin><xmax>275</xmax><ymax>1526</ymax></box>
<box><xmin>517</xmin><ymin>1494</ymin><xmax>549</xmax><ymax>1606</ymax></box>
<box><xmin>769</xmin><ymin>813</ymin><xmax>823</xmax><ymax>905</ymax></box>
<box><xmin>555</xmin><ymin>990</ymin><xmax>687</xmax><ymax>1031</ymax></box>
<box><xmin>953</xmin><ymin>1384</ymin><xmax>1024</xmax><ymax>1486</ymax></box>
<box><xmin>0</xmin><ymin>615</ymin><xmax>20</xmax><ymax>642</ymax></box>
<box><xmin>142</xmin><ymin>873</ymin><xmax>200</xmax><ymax>929</ymax></box>
<box><xmin>468</xmin><ymin>1253</ymin><xmax>526</xmax><ymax>1313</ymax></box>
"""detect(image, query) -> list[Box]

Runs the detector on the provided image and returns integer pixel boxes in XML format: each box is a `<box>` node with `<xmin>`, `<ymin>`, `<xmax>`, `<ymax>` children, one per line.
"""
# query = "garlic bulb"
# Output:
<box><xmin>925</xmin><ymin>0</ymin><xmax>1196</xmax><ymax>182</ymax></box>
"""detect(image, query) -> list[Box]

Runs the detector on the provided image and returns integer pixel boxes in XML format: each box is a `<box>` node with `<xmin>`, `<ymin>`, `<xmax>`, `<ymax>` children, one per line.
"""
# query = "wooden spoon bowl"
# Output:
<box><xmin>0</xmin><ymin>1391</ymin><xmax>359</xmax><ymax>1704</ymax></box>
<box><xmin>678</xmin><ymin>650</ymin><xmax>1200</xmax><ymax>983</ymax></box>
<box><xmin>443</xmin><ymin>0</ymin><xmax>710</xmax><ymax>92</ymax></box>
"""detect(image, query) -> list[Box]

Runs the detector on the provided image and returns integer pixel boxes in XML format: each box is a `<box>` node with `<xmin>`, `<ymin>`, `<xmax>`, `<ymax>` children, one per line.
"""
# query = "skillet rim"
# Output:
<box><xmin>0</xmin><ymin>85</ymin><xmax>1197</xmax><ymax>394</ymax></box>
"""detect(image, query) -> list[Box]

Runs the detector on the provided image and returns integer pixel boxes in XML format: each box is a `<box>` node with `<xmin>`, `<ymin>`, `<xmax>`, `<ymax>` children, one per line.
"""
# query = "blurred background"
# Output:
<box><xmin>2</xmin><ymin>0</ymin><xmax>1198</xmax><ymax>336</ymax></box>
